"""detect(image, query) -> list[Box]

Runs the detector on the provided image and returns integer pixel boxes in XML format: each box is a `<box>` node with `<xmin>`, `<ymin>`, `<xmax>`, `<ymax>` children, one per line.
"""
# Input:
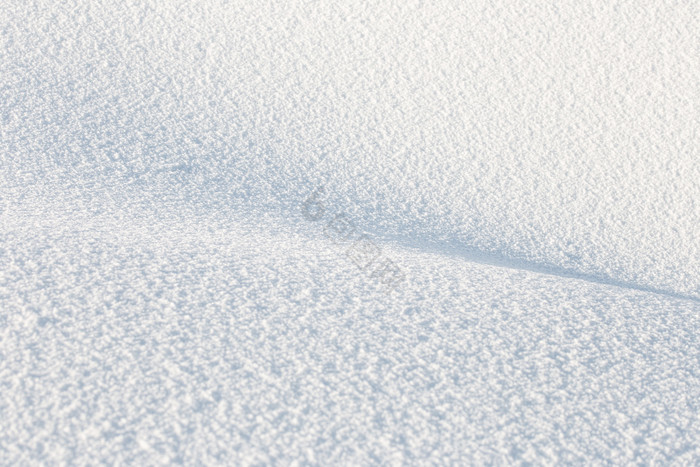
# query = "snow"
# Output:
<box><xmin>1</xmin><ymin>0</ymin><xmax>699</xmax><ymax>464</ymax></box>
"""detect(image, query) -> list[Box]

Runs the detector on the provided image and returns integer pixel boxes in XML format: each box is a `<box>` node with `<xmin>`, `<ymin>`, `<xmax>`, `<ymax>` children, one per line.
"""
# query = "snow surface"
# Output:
<box><xmin>1</xmin><ymin>0</ymin><xmax>699</xmax><ymax>464</ymax></box>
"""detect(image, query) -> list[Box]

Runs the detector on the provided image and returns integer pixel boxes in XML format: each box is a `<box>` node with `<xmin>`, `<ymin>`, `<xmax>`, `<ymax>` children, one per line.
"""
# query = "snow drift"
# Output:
<box><xmin>1</xmin><ymin>0</ymin><xmax>699</xmax><ymax>464</ymax></box>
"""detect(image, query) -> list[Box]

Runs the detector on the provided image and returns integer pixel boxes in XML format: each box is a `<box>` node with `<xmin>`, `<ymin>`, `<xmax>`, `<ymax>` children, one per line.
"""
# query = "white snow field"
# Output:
<box><xmin>1</xmin><ymin>0</ymin><xmax>699</xmax><ymax>464</ymax></box>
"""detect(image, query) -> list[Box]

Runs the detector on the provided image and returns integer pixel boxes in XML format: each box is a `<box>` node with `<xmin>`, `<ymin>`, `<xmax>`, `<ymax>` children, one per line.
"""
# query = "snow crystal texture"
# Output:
<box><xmin>1</xmin><ymin>0</ymin><xmax>699</xmax><ymax>464</ymax></box>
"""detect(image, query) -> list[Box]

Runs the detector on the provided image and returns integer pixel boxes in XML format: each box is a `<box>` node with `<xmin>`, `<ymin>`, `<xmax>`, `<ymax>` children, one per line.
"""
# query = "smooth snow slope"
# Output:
<box><xmin>2</xmin><ymin>0</ymin><xmax>698</xmax><ymax>298</ymax></box>
<box><xmin>1</xmin><ymin>0</ymin><xmax>699</xmax><ymax>464</ymax></box>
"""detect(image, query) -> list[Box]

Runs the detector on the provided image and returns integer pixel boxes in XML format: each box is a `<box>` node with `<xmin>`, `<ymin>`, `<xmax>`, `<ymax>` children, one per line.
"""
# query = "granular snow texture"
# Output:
<box><xmin>1</xmin><ymin>0</ymin><xmax>699</xmax><ymax>464</ymax></box>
